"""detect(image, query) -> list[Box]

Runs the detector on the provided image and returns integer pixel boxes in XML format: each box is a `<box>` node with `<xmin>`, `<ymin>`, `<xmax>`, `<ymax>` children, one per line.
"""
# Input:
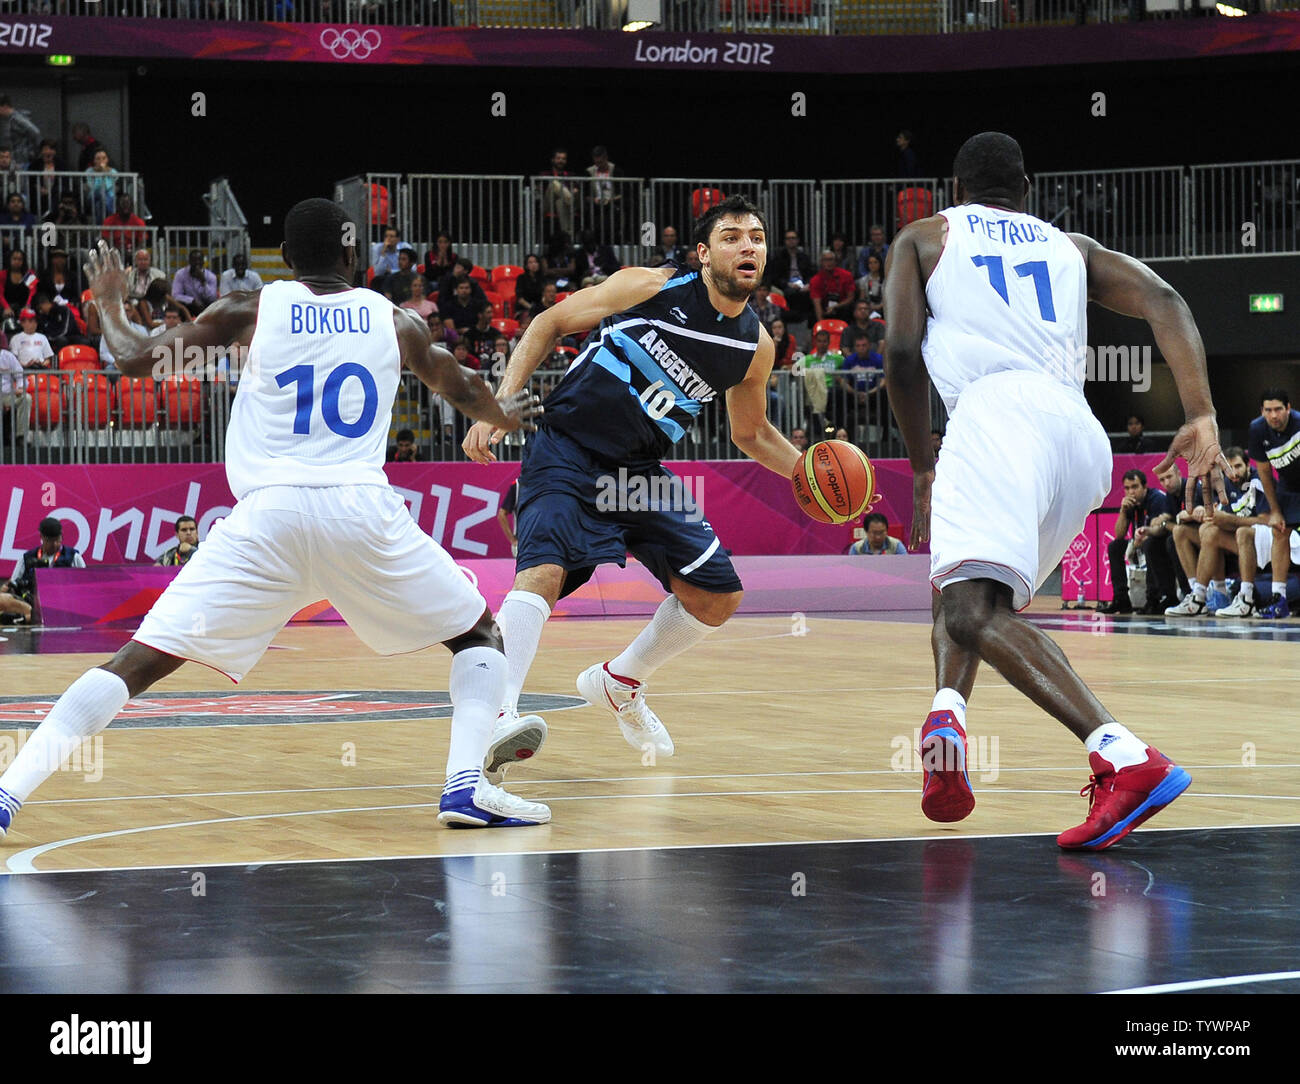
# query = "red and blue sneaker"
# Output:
<box><xmin>919</xmin><ymin>711</ymin><xmax>976</xmax><ymax>823</ymax></box>
<box><xmin>1057</xmin><ymin>747</ymin><xmax>1191</xmax><ymax>851</ymax></box>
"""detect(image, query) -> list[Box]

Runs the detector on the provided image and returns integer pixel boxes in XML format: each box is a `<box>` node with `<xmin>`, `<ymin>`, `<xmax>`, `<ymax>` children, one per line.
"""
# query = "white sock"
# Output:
<box><xmin>0</xmin><ymin>668</ymin><xmax>129</xmax><ymax>803</ymax></box>
<box><xmin>929</xmin><ymin>688</ymin><xmax>967</xmax><ymax>729</ymax></box>
<box><xmin>443</xmin><ymin>646</ymin><xmax>506</xmax><ymax>793</ymax></box>
<box><xmin>1242</xmin><ymin>581</ymin><xmax>1256</xmax><ymax>602</ymax></box>
<box><xmin>1273</xmin><ymin>582</ymin><xmax>1287</xmax><ymax>599</ymax></box>
<box><xmin>608</xmin><ymin>595</ymin><xmax>717</xmax><ymax>684</ymax></box>
<box><xmin>496</xmin><ymin>590</ymin><xmax>550</xmax><ymax>714</ymax></box>
<box><xmin>1191</xmin><ymin>582</ymin><xmax>1206</xmax><ymax>601</ymax></box>
<box><xmin>1210</xmin><ymin>579</ymin><xmax>1226</xmax><ymax>594</ymax></box>
<box><xmin>1084</xmin><ymin>723</ymin><xmax>1149</xmax><ymax>770</ymax></box>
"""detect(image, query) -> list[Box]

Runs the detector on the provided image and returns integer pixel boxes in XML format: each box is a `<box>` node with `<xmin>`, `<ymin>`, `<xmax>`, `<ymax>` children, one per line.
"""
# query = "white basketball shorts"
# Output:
<box><xmin>929</xmin><ymin>370</ymin><xmax>1113</xmax><ymax>611</ymax></box>
<box><xmin>134</xmin><ymin>484</ymin><xmax>487</xmax><ymax>682</ymax></box>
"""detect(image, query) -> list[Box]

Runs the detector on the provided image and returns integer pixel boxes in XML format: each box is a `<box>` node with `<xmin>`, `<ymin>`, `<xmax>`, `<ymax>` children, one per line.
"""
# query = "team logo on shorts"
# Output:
<box><xmin>0</xmin><ymin>690</ymin><xmax>584</xmax><ymax>728</ymax></box>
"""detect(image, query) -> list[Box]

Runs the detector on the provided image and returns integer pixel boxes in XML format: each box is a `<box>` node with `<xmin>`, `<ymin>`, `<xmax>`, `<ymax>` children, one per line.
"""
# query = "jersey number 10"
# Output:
<box><xmin>971</xmin><ymin>256</ymin><xmax>1057</xmax><ymax>322</ymax></box>
<box><xmin>277</xmin><ymin>363</ymin><xmax>379</xmax><ymax>438</ymax></box>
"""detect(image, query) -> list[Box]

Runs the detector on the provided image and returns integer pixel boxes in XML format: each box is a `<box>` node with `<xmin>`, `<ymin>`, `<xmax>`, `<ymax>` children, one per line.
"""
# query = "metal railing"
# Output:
<box><xmin>0</xmin><ymin>170</ymin><xmax>147</xmax><ymax>232</ymax></box>
<box><xmin>1027</xmin><ymin>167</ymin><xmax>1184</xmax><ymax>261</ymax></box>
<box><xmin>4</xmin><ymin>0</ymin><xmax>1287</xmax><ymax>32</ymax></box>
<box><xmin>1187</xmin><ymin>160</ymin><xmax>1300</xmax><ymax>258</ymax></box>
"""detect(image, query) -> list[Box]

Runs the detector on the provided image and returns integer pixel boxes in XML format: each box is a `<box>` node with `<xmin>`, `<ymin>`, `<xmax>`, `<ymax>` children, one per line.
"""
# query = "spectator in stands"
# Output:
<box><xmin>401</xmin><ymin>275</ymin><xmax>437</xmax><ymax>321</ymax></box>
<box><xmin>34</xmin><ymin>295</ymin><xmax>73</xmax><ymax>352</ymax></box>
<box><xmin>1246</xmin><ymin>388</ymin><xmax>1300</xmax><ymax>619</ymax></box>
<box><xmin>0</xmin><ymin>146</ymin><xmax>13</xmax><ymax>190</ymax></box>
<box><xmin>436</xmin><ymin>257</ymin><xmax>486</xmax><ymax>309</ymax></box>
<box><xmin>828</xmin><ymin>232</ymin><xmax>856</xmax><ymax>273</ymax></box>
<box><xmin>83</xmin><ymin>147</ymin><xmax>118</xmax><ymax>220</ymax></box>
<box><xmin>0</xmin><ymin>341</ymin><xmax>30</xmax><ymax>448</ymax></box>
<box><xmin>585</xmin><ymin>145</ymin><xmax>622</xmax><ymax>239</ymax></box>
<box><xmin>540</xmin><ymin>148</ymin><xmax>577</xmax><ymax>242</ymax></box>
<box><xmin>856</xmin><ymin>253</ymin><xmax>886</xmax><ymax>314</ymax></box>
<box><xmin>44</xmin><ymin>191</ymin><xmax>85</xmax><ymax>227</ymax></box>
<box><xmin>514</xmin><ymin>253</ymin><xmax>546</xmax><ymax>317</ymax></box>
<box><xmin>789</xmin><ymin>428</ymin><xmax>808</xmax><ymax>452</ymax></box>
<box><xmin>1097</xmin><ymin>468</ymin><xmax>1164</xmax><ymax>614</ymax></box>
<box><xmin>749</xmin><ymin>283</ymin><xmax>781</xmax><ymax>328</ymax></box>
<box><xmin>1</xmin><ymin>192</ymin><xmax>36</xmax><ymax>243</ymax></box>
<box><xmin>11</xmin><ymin>309</ymin><xmax>53</xmax><ymax>369</ymax></box>
<box><xmin>896</xmin><ymin>129</ymin><xmax>919</xmax><ymax>178</ymax></box>
<box><xmin>155</xmin><ymin>516</ymin><xmax>200</xmax><ymax>567</ymax></box>
<box><xmin>387</xmin><ymin>428</ymin><xmax>421</xmax><ymax>463</ymax></box>
<box><xmin>464</xmin><ymin>304</ymin><xmax>498</xmax><ymax>371</ymax></box>
<box><xmin>802</xmin><ymin>328</ymin><xmax>844</xmax><ymax>436</ymax></box>
<box><xmin>219</xmin><ymin>253</ymin><xmax>263</xmax><ymax>296</ymax></box>
<box><xmin>138</xmin><ymin>280</ymin><xmax>193</xmax><ymax>328</ymax></box>
<box><xmin>100</xmin><ymin>193</ymin><xmax>148</xmax><ymax>254</ymax></box>
<box><xmin>450</xmin><ymin>337</ymin><xmax>475</xmax><ymax>373</ymax></box>
<box><xmin>811</xmin><ymin>249</ymin><xmax>856</xmax><ymax>323</ymax></box>
<box><xmin>766</xmin><ymin>229</ymin><xmax>815</xmax><ymax>326</ymax></box>
<box><xmin>71</xmin><ymin>122</ymin><xmax>107</xmax><ymax>172</ymax></box>
<box><xmin>149</xmin><ymin>305</ymin><xmax>185</xmax><ymax>338</ymax></box>
<box><xmin>1166</xmin><ymin>448</ymin><xmax>1268</xmax><ymax>617</ymax></box>
<box><xmin>842</xmin><ymin>330</ymin><xmax>886</xmax><ymax>424</ymax></box>
<box><xmin>2</xmin><ymin>516</ymin><xmax>87</xmax><ymax>623</ymax></box>
<box><xmin>1118</xmin><ymin>413</ymin><xmax>1152</xmax><ymax>453</ymax></box>
<box><xmin>650</xmin><ymin>225</ymin><xmax>687</xmax><ymax>268</ymax></box>
<box><xmin>857</xmin><ymin>225</ymin><xmax>889</xmax><ymax>278</ymax></box>
<box><xmin>441</xmin><ymin>278</ymin><xmax>485</xmax><ymax>336</ymax></box>
<box><xmin>573</xmin><ymin>229</ymin><xmax>618</xmax><ymax>287</ymax></box>
<box><xmin>497</xmin><ymin>480</ymin><xmax>519</xmax><ymax>557</ymax></box>
<box><xmin>31</xmin><ymin>139</ymin><xmax>68</xmax><ymax>216</ymax></box>
<box><xmin>543</xmin><ymin>232</ymin><xmax>578</xmax><ymax>289</ymax></box>
<box><xmin>37</xmin><ymin>248</ymin><xmax>81</xmax><ymax>310</ymax></box>
<box><xmin>537</xmin><ymin>282</ymin><xmax>559</xmax><ymax>315</ymax></box>
<box><xmin>3</xmin><ymin>250</ymin><xmax>39</xmax><ymax>333</ymax></box>
<box><xmin>424</xmin><ymin>231</ymin><xmax>457</xmax><ymax>280</ymax></box>
<box><xmin>171</xmin><ymin>250</ymin><xmax>219</xmax><ymax>315</ymax></box>
<box><xmin>769</xmin><ymin>317</ymin><xmax>797</xmax><ymax>369</ymax></box>
<box><xmin>0</xmin><ymin>95</ymin><xmax>40</xmax><ymax>170</ymax></box>
<box><xmin>848</xmin><ymin>512</ymin><xmax>907</xmax><ymax>555</ymax></box>
<box><xmin>127</xmin><ymin>249</ymin><xmax>165</xmax><ymax>300</ymax></box>
<box><xmin>841</xmin><ymin>299</ymin><xmax>887</xmax><ymax>357</ymax></box>
<box><xmin>370</xmin><ymin>227</ymin><xmax>414</xmax><ymax>278</ymax></box>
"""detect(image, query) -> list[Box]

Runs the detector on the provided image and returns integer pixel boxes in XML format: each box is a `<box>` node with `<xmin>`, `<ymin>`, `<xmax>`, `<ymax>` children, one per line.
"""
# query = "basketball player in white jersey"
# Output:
<box><xmin>884</xmin><ymin>133</ymin><xmax>1229</xmax><ymax>850</ymax></box>
<box><xmin>0</xmin><ymin>200</ymin><xmax>550</xmax><ymax>839</ymax></box>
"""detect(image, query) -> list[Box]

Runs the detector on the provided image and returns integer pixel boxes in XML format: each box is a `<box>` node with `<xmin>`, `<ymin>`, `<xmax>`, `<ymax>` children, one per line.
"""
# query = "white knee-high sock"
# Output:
<box><xmin>497</xmin><ymin>590</ymin><xmax>551</xmax><ymax>714</ymax></box>
<box><xmin>608</xmin><ymin>595</ymin><xmax>717</xmax><ymax>685</ymax></box>
<box><xmin>0</xmin><ymin>668</ymin><xmax>130</xmax><ymax>803</ymax></box>
<box><xmin>444</xmin><ymin>646</ymin><xmax>507</xmax><ymax>792</ymax></box>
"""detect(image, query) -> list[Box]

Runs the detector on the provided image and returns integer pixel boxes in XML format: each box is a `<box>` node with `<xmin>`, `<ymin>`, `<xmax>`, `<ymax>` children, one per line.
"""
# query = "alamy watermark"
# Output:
<box><xmin>1046</xmin><ymin>340</ymin><xmax>1152</xmax><ymax>392</ymax></box>
<box><xmin>594</xmin><ymin>468</ymin><xmax>704</xmax><ymax>522</ymax></box>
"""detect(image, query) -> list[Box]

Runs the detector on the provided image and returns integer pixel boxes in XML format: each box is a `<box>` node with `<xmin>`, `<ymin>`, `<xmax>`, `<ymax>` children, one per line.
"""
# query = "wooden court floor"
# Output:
<box><xmin>1</xmin><ymin>610</ymin><xmax>1297</xmax><ymax>873</ymax></box>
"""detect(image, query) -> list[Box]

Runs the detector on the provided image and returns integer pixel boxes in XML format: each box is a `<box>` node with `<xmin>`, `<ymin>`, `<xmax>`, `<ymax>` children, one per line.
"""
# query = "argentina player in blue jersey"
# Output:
<box><xmin>464</xmin><ymin>196</ymin><xmax>803</xmax><ymax>760</ymax></box>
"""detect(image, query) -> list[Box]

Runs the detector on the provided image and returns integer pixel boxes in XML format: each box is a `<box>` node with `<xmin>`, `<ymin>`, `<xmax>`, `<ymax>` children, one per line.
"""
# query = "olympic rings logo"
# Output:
<box><xmin>319</xmin><ymin>28</ymin><xmax>382</xmax><ymax>61</ymax></box>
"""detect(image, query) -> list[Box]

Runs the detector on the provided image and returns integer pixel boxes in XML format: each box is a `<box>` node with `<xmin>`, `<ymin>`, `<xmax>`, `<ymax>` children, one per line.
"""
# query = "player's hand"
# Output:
<box><xmin>495</xmin><ymin>389</ymin><xmax>543</xmax><ymax>435</ymax></box>
<box><xmin>1191</xmin><ymin>505</ymin><xmax>1206</xmax><ymax>523</ymax></box>
<box><xmin>1269</xmin><ymin>509</ymin><xmax>1285</xmax><ymax>537</ymax></box>
<box><xmin>1156</xmin><ymin>414</ymin><xmax>1229</xmax><ymax>513</ymax></box>
<box><xmin>909</xmin><ymin>469</ymin><xmax>934</xmax><ymax>550</ymax></box>
<box><xmin>83</xmin><ymin>239</ymin><xmax>128</xmax><ymax>310</ymax></box>
<box><xmin>463</xmin><ymin>420</ymin><xmax>502</xmax><ymax>464</ymax></box>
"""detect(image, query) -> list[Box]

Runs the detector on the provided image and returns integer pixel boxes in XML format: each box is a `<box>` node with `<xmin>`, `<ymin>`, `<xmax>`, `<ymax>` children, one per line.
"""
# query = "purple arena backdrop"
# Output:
<box><xmin>0</xmin><ymin>456</ymin><xmax>1163</xmax><ymax>568</ymax></box>
<box><xmin>1</xmin><ymin>14</ymin><xmax>1299</xmax><ymax>72</ymax></box>
<box><xmin>34</xmin><ymin>554</ymin><xmax>934</xmax><ymax>628</ymax></box>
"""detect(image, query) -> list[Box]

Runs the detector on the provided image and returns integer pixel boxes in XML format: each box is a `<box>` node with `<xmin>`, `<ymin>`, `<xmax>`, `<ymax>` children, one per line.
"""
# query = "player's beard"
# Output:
<box><xmin>708</xmin><ymin>265</ymin><xmax>759</xmax><ymax>302</ymax></box>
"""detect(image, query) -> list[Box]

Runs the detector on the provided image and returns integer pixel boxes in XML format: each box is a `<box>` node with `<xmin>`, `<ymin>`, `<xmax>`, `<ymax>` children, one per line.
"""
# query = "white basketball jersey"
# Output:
<box><xmin>922</xmin><ymin>205</ymin><xmax>1088</xmax><ymax>412</ymax></box>
<box><xmin>225</xmin><ymin>280</ymin><xmax>400</xmax><ymax>499</ymax></box>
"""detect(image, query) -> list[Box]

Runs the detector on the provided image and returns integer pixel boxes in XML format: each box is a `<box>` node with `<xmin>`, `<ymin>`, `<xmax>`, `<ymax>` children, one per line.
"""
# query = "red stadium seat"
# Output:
<box><xmin>691</xmin><ymin>188</ymin><xmax>725</xmax><ymax>219</ymax></box>
<box><xmin>58</xmin><ymin>344</ymin><xmax>102</xmax><ymax>375</ymax></box>
<box><xmin>491</xmin><ymin>317</ymin><xmax>519</xmax><ymax>339</ymax></box>
<box><xmin>67</xmin><ymin>304</ymin><xmax>87</xmax><ymax>336</ymax></box>
<box><xmin>780</xmin><ymin>0</ymin><xmax>811</xmax><ymax>14</ymax></box>
<box><xmin>369</xmin><ymin>183</ymin><xmax>390</xmax><ymax>226</ymax></box>
<box><xmin>469</xmin><ymin>265</ymin><xmax>489</xmax><ymax>284</ymax></box>
<box><xmin>116</xmin><ymin>376</ymin><xmax>157</xmax><ymax>427</ymax></box>
<box><xmin>25</xmin><ymin>374</ymin><xmax>62</xmax><ymax>428</ymax></box>
<box><xmin>72</xmin><ymin>371</ymin><xmax>112</xmax><ymax>427</ymax></box>
<box><xmin>162</xmin><ymin>376</ymin><xmax>202</xmax><ymax>426</ymax></box>
<box><xmin>483</xmin><ymin>291</ymin><xmax>505</xmax><ymax>319</ymax></box>
<box><xmin>493</xmin><ymin>277</ymin><xmax>518</xmax><ymax>307</ymax></box>
<box><xmin>554</xmin><ymin>291</ymin><xmax>573</xmax><ymax>304</ymax></box>
<box><xmin>491</xmin><ymin>265</ymin><xmax>524</xmax><ymax>284</ymax></box>
<box><xmin>769</xmin><ymin>292</ymin><xmax>789</xmax><ymax>311</ymax></box>
<box><xmin>897</xmin><ymin>187</ymin><xmax>934</xmax><ymax>229</ymax></box>
<box><xmin>813</xmin><ymin>319</ymin><xmax>849</xmax><ymax>353</ymax></box>
<box><xmin>80</xmin><ymin>289</ymin><xmax>94</xmax><ymax>305</ymax></box>
<box><xmin>365</xmin><ymin>266</ymin><xmax>377</xmax><ymax>285</ymax></box>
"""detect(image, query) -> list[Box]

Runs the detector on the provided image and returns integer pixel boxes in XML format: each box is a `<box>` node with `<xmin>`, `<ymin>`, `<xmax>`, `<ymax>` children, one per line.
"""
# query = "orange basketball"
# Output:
<box><xmin>791</xmin><ymin>440</ymin><xmax>878</xmax><ymax>524</ymax></box>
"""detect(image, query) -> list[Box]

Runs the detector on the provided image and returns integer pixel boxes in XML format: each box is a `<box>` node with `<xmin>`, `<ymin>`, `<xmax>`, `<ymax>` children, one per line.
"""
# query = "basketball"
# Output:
<box><xmin>791</xmin><ymin>440</ymin><xmax>878</xmax><ymax>524</ymax></box>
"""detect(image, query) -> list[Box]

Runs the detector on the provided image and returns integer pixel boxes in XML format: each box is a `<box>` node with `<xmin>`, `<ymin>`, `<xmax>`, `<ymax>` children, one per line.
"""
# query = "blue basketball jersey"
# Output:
<box><xmin>541</xmin><ymin>269</ymin><xmax>760</xmax><ymax>465</ymax></box>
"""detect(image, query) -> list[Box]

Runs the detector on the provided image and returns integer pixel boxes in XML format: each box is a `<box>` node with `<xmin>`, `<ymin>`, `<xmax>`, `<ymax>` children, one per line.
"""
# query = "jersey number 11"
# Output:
<box><xmin>971</xmin><ymin>256</ymin><xmax>1057</xmax><ymax>322</ymax></box>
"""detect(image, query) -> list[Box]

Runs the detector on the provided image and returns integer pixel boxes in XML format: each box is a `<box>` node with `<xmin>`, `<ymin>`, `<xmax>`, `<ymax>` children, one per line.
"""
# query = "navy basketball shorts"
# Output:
<box><xmin>514</xmin><ymin>427</ymin><xmax>743</xmax><ymax>600</ymax></box>
<box><xmin>1275</xmin><ymin>485</ymin><xmax>1300</xmax><ymax>527</ymax></box>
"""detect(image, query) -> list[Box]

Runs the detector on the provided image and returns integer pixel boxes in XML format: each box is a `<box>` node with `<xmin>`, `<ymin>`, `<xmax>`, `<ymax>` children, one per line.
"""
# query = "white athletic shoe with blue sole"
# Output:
<box><xmin>484</xmin><ymin>711</ymin><xmax>547</xmax><ymax>785</ymax></box>
<box><xmin>437</xmin><ymin>773</ymin><xmax>550</xmax><ymax>828</ymax></box>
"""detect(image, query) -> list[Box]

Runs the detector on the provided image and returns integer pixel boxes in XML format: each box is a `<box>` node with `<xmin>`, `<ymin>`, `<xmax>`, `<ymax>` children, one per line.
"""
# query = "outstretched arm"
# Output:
<box><xmin>727</xmin><ymin>328</ymin><xmax>802</xmax><ymax>477</ymax></box>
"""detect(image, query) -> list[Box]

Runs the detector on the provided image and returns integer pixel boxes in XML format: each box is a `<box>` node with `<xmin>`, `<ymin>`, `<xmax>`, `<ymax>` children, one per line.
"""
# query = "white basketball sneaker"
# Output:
<box><xmin>437</xmin><ymin>774</ymin><xmax>551</xmax><ymax>828</ymax></box>
<box><xmin>483</xmin><ymin>710</ymin><xmax>547</xmax><ymax>785</ymax></box>
<box><xmin>577</xmin><ymin>663</ymin><xmax>675</xmax><ymax>758</ymax></box>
